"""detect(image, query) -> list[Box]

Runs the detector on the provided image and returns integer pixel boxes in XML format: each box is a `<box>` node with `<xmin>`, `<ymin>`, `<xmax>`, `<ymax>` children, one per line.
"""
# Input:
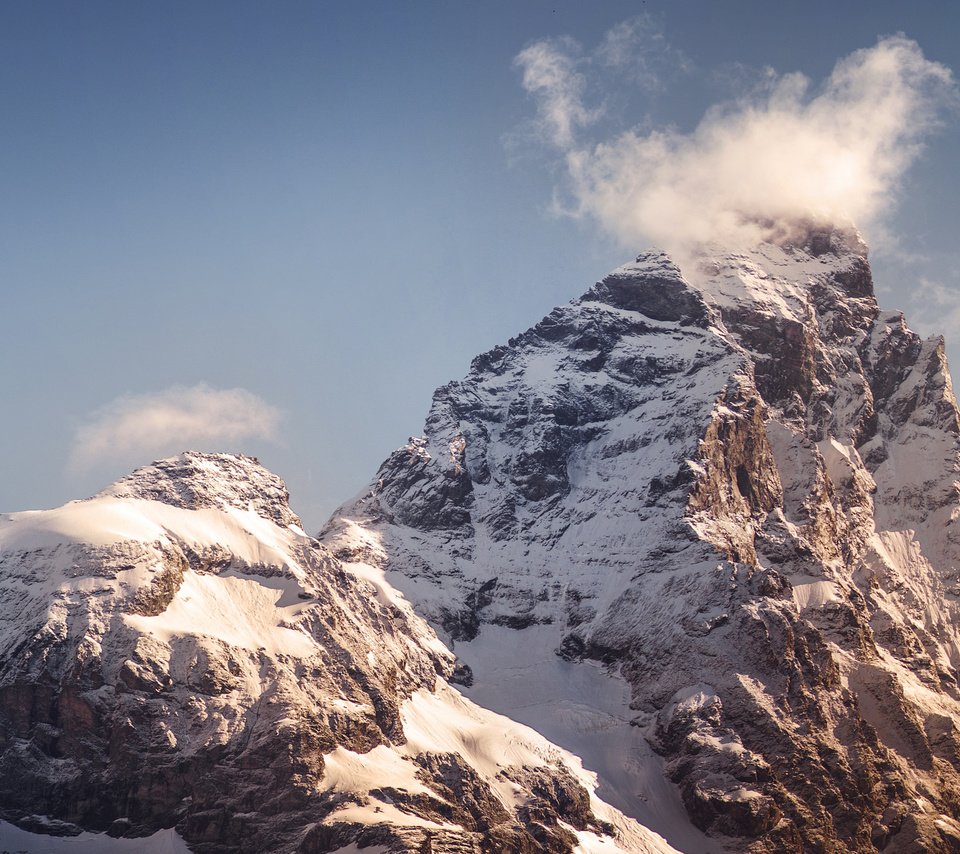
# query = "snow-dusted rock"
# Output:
<box><xmin>0</xmin><ymin>452</ymin><xmax>676</xmax><ymax>854</ymax></box>
<box><xmin>324</xmin><ymin>225</ymin><xmax>960</xmax><ymax>853</ymax></box>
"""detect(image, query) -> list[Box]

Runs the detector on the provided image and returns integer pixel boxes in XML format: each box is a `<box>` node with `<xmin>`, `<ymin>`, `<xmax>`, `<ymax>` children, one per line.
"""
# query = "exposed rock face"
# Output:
<box><xmin>324</xmin><ymin>226</ymin><xmax>960</xmax><ymax>853</ymax></box>
<box><xmin>0</xmin><ymin>452</ymin><xmax>675</xmax><ymax>854</ymax></box>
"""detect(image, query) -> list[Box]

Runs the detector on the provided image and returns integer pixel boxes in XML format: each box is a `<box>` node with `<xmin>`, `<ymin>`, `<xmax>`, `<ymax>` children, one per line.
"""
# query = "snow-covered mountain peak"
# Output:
<box><xmin>0</xmin><ymin>456</ymin><xmax>676</xmax><ymax>853</ymax></box>
<box><xmin>578</xmin><ymin>250</ymin><xmax>712</xmax><ymax>327</ymax></box>
<box><xmin>98</xmin><ymin>451</ymin><xmax>302</xmax><ymax>530</ymax></box>
<box><xmin>694</xmin><ymin>218</ymin><xmax>867</xmax><ymax>263</ymax></box>
<box><xmin>686</xmin><ymin>223</ymin><xmax>874</xmax><ymax>323</ymax></box>
<box><xmin>327</xmin><ymin>233</ymin><xmax>960</xmax><ymax>852</ymax></box>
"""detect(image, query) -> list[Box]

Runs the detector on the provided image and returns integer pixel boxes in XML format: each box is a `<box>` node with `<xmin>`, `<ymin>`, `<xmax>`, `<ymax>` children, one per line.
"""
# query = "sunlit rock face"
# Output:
<box><xmin>0</xmin><ymin>452</ymin><xmax>673</xmax><ymax>854</ymax></box>
<box><xmin>325</xmin><ymin>225</ymin><xmax>960</xmax><ymax>853</ymax></box>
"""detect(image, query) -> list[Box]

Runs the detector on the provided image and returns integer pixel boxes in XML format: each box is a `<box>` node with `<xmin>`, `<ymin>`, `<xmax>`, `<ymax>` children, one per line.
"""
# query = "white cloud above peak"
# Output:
<box><xmin>515</xmin><ymin>26</ymin><xmax>956</xmax><ymax>256</ymax></box>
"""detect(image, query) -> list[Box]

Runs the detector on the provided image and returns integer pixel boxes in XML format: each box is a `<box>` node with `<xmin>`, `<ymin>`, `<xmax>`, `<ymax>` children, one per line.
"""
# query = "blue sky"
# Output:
<box><xmin>2</xmin><ymin>1</ymin><xmax>959</xmax><ymax>527</ymax></box>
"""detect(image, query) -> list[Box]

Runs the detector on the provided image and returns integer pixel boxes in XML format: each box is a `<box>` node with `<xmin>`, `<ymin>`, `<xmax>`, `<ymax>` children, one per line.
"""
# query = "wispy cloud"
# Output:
<box><xmin>512</xmin><ymin>15</ymin><xmax>688</xmax><ymax>152</ymax></box>
<box><xmin>596</xmin><ymin>16</ymin><xmax>692</xmax><ymax>89</ymax></box>
<box><xmin>514</xmin><ymin>36</ymin><xmax>598</xmax><ymax>149</ymax></box>
<box><xmin>514</xmin><ymin>27</ymin><xmax>956</xmax><ymax>257</ymax></box>
<box><xmin>69</xmin><ymin>384</ymin><xmax>281</xmax><ymax>474</ymax></box>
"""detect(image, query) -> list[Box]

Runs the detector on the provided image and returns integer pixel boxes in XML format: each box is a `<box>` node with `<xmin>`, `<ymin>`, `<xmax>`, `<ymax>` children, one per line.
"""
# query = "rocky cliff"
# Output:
<box><xmin>323</xmin><ymin>226</ymin><xmax>960</xmax><ymax>853</ymax></box>
<box><xmin>0</xmin><ymin>452</ymin><xmax>675</xmax><ymax>853</ymax></box>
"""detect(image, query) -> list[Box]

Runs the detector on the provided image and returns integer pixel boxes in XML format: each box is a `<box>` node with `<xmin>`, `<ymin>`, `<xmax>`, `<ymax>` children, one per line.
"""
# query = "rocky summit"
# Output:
<box><xmin>324</xmin><ymin>225</ymin><xmax>960</xmax><ymax>853</ymax></box>
<box><xmin>4</xmin><ymin>225</ymin><xmax>960</xmax><ymax>853</ymax></box>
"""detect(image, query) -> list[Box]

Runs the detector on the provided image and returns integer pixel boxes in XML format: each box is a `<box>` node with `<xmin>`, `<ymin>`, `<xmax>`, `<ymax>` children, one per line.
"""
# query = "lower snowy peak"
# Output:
<box><xmin>324</xmin><ymin>226</ymin><xmax>960</xmax><ymax>853</ymax></box>
<box><xmin>0</xmin><ymin>453</ymin><xmax>676</xmax><ymax>853</ymax></box>
<box><xmin>98</xmin><ymin>451</ymin><xmax>305</xmax><ymax>529</ymax></box>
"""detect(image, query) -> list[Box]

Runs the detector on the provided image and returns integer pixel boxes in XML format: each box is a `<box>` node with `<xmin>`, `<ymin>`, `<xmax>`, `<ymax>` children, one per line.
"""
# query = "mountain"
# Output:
<box><xmin>323</xmin><ymin>225</ymin><xmax>960</xmax><ymax>853</ymax></box>
<box><xmin>5</xmin><ymin>224</ymin><xmax>960</xmax><ymax>854</ymax></box>
<box><xmin>0</xmin><ymin>452</ymin><xmax>675</xmax><ymax>853</ymax></box>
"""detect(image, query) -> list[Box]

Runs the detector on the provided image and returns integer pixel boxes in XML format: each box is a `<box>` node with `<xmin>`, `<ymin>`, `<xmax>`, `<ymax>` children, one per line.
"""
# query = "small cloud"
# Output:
<box><xmin>69</xmin><ymin>384</ymin><xmax>281</xmax><ymax>474</ymax></box>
